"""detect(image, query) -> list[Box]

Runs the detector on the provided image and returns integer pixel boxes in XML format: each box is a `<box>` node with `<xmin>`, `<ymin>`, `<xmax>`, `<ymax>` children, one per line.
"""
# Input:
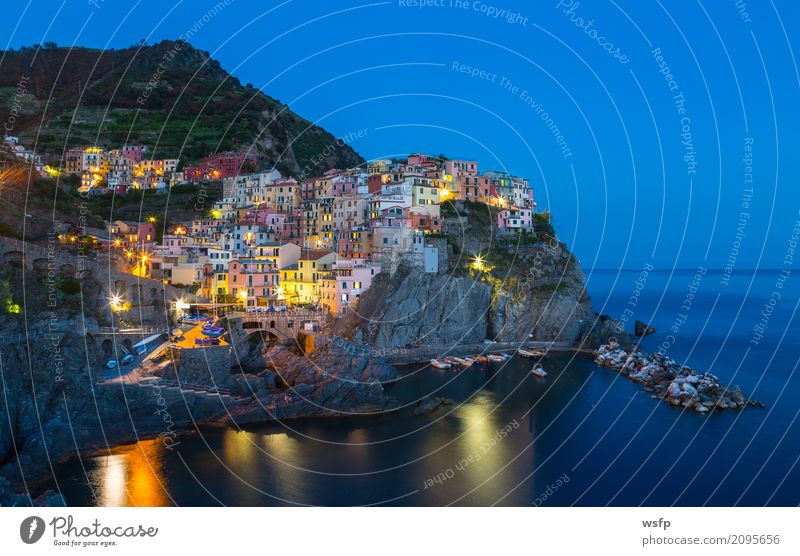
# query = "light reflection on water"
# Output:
<box><xmin>89</xmin><ymin>440</ymin><xmax>169</xmax><ymax>507</ymax></box>
<box><xmin>53</xmin><ymin>270</ymin><xmax>800</xmax><ymax>506</ymax></box>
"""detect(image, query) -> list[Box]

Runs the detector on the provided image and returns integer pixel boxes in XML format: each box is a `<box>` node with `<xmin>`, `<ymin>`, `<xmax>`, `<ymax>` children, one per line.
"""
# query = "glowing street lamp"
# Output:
<box><xmin>174</xmin><ymin>297</ymin><xmax>190</xmax><ymax>313</ymax></box>
<box><xmin>471</xmin><ymin>255</ymin><xmax>485</xmax><ymax>271</ymax></box>
<box><xmin>109</xmin><ymin>294</ymin><xmax>126</xmax><ymax>312</ymax></box>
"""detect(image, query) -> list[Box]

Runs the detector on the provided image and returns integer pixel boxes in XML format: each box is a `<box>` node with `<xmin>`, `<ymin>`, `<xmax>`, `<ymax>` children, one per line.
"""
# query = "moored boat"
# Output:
<box><xmin>195</xmin><ymin>337</ymin><xmax>221</xmax><ymax>346</ymax></box>
<box><xmin>430</xmin><ymin>359</ymin><xmax>451</xmax><ymax>369</ymax></box>
<box><xmin>201</xmin><ymin>326</ymin><xmax>225</xmax><ymax>338</ymax></box>
<box><xmin>532</xmin><ymin>366</ymin><xmax>548</xmax><ymax>377</ymax></box>
<box><xmin>518</xmin><ymin>348</ymin><xmax>545</xmax><ymax>358</ymax></box>
<box><xmin>487</xmin><ymin>354</ymin><xmax>505</xmax><ymax>363</ymax></box>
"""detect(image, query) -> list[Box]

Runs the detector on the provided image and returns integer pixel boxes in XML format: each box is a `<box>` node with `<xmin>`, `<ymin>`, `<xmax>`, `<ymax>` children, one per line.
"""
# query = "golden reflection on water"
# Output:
<box><xmin>93</xmin><ymin>439</ymin><xmax>170</xmax><ymax>507</ymax></box>
<box><xmin>452</xmin><ymin>392</ymin><xmax>534</xmax><ymax>502</ymax></box>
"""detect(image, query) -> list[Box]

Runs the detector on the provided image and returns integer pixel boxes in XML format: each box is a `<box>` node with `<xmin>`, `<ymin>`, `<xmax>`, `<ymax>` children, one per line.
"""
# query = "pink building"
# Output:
<box><xmin>228</xmin><ymin>258</ymin><xmax>279</xmax><ymax>308</ymax></box>
<box><xmin>319</xmin><ymin>261</ymin><xmax>379</xmax><ymax>316</ymax></box>
<box><xmin>184</xmin><ymin>151</ymin><xmax>258</xmax><ymax>181</ymax></box>
<box><xmin>331</xmin><ymin>174</ymin><xmax>363</xmax><ymax>197</ymax></box>
<box><xmin>445</xmin><ymin>159</ymin><xmax>478</xmax><ymax>176</ymax></box>
<box><xmin>191</xmin><ymin>218</ymin><xmax>225</xmax><ymax>236</ymax></box>
<box><xmin>245</xmin><ymin>205</ymin><xmax>278</xmax><ymax>226</ymax></box>
<box><xmin>497</xmin><ymin>208</ymin><xmax>533</xmax><ymax>231</ymax></box>
<box><xmin>120</xmin><ymin>145</ymin><xmax>146</xmax><ymax>161</ymax></box>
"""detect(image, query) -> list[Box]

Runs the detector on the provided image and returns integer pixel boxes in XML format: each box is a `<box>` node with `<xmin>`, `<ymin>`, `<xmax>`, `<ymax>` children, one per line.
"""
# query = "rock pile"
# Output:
<box><xmin>594</xmin><ymin>343</ymin><xmax>765</xmax><ymax>414</ymax></box>
<box><xmin>412</xmin><ymin>397</ymin><xmax>455</xmax><ymax>415</ymax></box>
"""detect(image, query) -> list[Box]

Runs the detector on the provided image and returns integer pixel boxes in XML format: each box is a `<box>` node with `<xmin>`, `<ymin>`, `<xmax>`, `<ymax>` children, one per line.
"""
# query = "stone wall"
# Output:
<box><xmin>176</xmin><ymin>345</ymin><xmax>232</xmax><ymax>386</ymax></box>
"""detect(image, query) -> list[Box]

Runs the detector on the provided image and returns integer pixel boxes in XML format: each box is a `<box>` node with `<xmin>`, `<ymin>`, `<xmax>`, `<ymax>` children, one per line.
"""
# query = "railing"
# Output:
<box><xmin>96</xmin><ymin>327</ymin><xmax>169</xmax><ymax>335</ymax></box>
<box><xmin>229</xmin><ymin>309</ymin><xmax>327</xmax><ymax>320</ymax></box>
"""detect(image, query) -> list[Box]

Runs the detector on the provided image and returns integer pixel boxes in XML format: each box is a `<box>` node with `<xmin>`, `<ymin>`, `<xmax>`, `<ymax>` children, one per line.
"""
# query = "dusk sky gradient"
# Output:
<box><xmin>2</xmin><ymin>0</ymin><xmax>798</xmax><ymax>269</ymax></box>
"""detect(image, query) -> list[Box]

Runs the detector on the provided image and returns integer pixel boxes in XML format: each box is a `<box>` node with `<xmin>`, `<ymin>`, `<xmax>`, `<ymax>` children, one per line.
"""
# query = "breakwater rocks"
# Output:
<box><xmin>594</xmin><ymin>343</ymin><xmax>765</xmax><ymax>414</ymax></box>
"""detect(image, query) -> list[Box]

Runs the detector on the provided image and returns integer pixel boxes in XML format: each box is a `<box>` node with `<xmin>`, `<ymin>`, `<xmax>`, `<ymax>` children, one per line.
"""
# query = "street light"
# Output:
<box><xmin>109</xmin><ymin>294</ymin><xmax>126</xmax><ymax>312</ymax></box>
<box><xmin>471</xmin><ymin>255</ymin><xmax>485</xmax><ymax>271</ymax></box>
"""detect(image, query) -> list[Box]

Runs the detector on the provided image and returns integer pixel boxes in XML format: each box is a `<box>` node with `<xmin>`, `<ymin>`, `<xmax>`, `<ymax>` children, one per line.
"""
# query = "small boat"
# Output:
<box><xmin>487</xmin><ymin>354</ymin><xmax>505</xmax><ymax>363</ymax></box>
<box><xmin>201</xmin><ymin>327</ymin><xmax>225</xmax><ymax>338</ymax></box>
<box><xmin>499</xmin><ymin>352</ymin><xmax>512</xmax><ymax>360</ymax></box>
<box><xmin>532</xmin><ymin>366</ymin><xmax>548</xmax><ymax>377</ymax></box>
<box><xmin>518</xmin><ymin>348</ymin><xmax>545</xmax><ymax>358</ymax></box>
<box><xmin>430</xmin><ymin>359</ymin><xmax>451</xmax><ymax>369</ymax></box>
<box><xmin>461</xmin><ymin>357</ymin><xmax>475</xmax><ymax>366</ymax></box>
<box><xmin>195</xmin><ymin>337</ymin><xmax>220</xmax><ymax>346</ymax></box>
<box><xmin>449</xmin><ymin>357</ymin><xmax>472</xmax><ymax>367</ymax></box>
<box><xmin>120</xmin><ymin>353</ymin><xmax>135</xmax><ymax>366</ymax></box>
<box><xmin>105</xmin><ymin>359</ymin><xmax>118</xmax><ymax>369</ymax></box>
<box><xmin>473</xmin><ymin>356</ymin><xmax>488</xmax><ymax>364</ymax></box>
<box><xmin>181</xmin><ymin>314</ymin><xmax>207</xmax><ymax>324</ymax></box>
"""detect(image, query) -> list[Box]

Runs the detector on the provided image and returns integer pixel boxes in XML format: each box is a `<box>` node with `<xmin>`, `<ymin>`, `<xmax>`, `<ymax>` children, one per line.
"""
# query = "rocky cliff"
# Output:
<box><xmin>0</xmin><ymin>323</ymin><xmax>397</xmax><ymax>506</ymax></box>
<box><xmin>342</xmin><ymin>201</ymin><xmax>624</xmax><ymax>350</ymax></box>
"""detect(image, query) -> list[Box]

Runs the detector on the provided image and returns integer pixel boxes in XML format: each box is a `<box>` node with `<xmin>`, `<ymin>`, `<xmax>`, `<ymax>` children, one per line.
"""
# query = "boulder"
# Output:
<box><xmin>635</xmin><ymin>320</ymin><xmax>656</xmax><ymax>336</ymax></box>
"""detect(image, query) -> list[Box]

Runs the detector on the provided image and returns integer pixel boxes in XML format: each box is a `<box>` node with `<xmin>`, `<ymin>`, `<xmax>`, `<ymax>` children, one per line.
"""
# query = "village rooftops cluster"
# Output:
<box><xmin>81</xmin><ymin>153</ymin><xmax>537</xmax><ymax>317</ymax></box>
<box><xmin>2</xmin><ymin>135</ymin><xmax>259</xmax><ymax>195</ymax></box>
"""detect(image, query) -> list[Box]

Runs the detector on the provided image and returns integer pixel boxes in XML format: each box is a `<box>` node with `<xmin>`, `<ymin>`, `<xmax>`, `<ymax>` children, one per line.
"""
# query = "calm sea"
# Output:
<box><xmin>53</xmin><ymin>269</ymin><xmax>800</xmax><ymax>506</ymax></box>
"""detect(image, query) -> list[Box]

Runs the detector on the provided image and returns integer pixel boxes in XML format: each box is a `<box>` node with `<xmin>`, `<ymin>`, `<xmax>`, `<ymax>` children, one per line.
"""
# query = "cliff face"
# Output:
<box><xmin>355</xmin><ymin>271</ymin><xmax>492</xmax><ymax>348</ymax></box>
<box><xmin>346</xmin><ymin>202</ymin><xmax>623</xmax><ymax>349</ymax></box>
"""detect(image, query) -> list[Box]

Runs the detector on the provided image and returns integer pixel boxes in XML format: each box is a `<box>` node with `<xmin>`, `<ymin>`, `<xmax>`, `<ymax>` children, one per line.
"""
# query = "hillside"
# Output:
<box><xmin>0</xmin><ymin>40</ymin><xmax>364</xmax><ymax>176</ymax></box>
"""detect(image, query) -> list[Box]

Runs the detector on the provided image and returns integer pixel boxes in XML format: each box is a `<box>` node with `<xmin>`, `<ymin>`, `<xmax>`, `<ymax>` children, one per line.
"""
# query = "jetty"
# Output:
<box><xmin>594</xmin><ymin>342</ymin><xmax>765</xmax><ymax>414</ymax></box>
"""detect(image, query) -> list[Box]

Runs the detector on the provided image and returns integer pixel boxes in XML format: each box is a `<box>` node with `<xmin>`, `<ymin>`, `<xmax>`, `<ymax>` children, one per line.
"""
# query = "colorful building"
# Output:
<box><xmin>279</xmin><ymin>249</ymin><xmax>336</xmax><ymax>305</ymax></box>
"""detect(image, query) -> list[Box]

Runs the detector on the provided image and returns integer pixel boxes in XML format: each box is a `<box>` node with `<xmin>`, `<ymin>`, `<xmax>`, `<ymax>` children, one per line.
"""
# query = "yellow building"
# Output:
<box><xmin>411</xmin><ymin>177</ymin><xmax>441</xmax><ymax>208</ymax></box>
<box><xmin>279</xmin><ymin>250</ymin><xmax>337</xmax><ymax>305</ymax></box>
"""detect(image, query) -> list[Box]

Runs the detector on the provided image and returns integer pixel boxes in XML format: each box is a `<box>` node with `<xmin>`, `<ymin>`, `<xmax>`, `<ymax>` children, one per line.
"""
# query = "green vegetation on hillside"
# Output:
<box><xmin>0</xmin><ymin>40</ymin><xmax>364</xmax><ymax>177</ymax></box>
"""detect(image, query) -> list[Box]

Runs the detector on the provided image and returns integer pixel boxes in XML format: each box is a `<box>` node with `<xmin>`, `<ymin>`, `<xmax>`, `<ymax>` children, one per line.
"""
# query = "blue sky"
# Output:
<box><xmin>2</xmin><ymin>0</ymin><xmax>798</xmax><ymax>270</ymax></box>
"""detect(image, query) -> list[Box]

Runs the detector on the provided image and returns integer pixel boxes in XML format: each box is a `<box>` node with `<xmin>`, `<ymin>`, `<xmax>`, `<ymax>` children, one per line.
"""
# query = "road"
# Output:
<box><xmin>174</xmin><ymin>322</ymin><xmax>229</xmax><ymax>349</ymax></box>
